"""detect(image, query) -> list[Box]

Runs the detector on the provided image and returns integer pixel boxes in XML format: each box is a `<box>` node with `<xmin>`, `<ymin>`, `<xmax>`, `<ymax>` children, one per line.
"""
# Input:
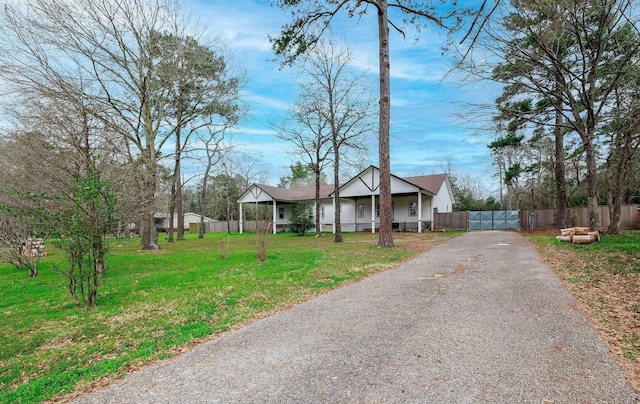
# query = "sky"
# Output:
<box><xmin>184</xmin><ymin>0</ymin><xmax>502</xmax><ymax>196</ymax></box>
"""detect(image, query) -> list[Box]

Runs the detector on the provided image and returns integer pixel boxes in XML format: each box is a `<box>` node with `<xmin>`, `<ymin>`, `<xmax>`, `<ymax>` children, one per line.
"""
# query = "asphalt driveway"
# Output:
<box><xmin>74</xmin><ymin>231</ymin><xmax>637</xmax><ymax>403</ymax></box>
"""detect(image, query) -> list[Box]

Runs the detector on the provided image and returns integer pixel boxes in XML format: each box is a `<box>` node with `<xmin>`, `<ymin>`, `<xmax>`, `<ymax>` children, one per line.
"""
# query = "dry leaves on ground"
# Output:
<box><xmin>530</xmin><ymin>232</ymin><xmax>640</xmax><ymax>392</ymax></box>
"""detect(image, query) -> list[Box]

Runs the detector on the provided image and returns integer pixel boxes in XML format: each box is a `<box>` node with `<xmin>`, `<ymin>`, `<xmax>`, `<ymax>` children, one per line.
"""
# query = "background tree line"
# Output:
<box><xmin>467</xmin><ymin>0</ymin><xmax>640</xmax><ymax>234</ymax></box>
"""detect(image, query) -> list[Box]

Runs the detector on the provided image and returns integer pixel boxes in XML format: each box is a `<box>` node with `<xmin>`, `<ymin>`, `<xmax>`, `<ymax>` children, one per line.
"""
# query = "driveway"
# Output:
<box><xmin>74</xmin><ymin>231</ymin><xmax>637</xmax><ymax>403</ymax></box>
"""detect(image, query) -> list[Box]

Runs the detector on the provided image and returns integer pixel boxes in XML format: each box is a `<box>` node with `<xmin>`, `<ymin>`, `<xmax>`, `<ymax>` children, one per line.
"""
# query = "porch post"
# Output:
<box><xmin>332</xmin><ymin>197</ymin><xmax>336</xmax><ymax>234</ymax></box>
<box><xmin>371</xmin><ymin>194</ymin><xmax>376</xmax><ymax>233</ymax></box>
<box><xmin>417</xmin><ymin>191</ymin><xmax>422</xmax><ymax>233</ymax></box>
<box><xmin>239</xmin><ymin>202</ymin><xmax>243</xmax><ymax>234</ymax></box>
<box><xmin>272</xmin><ymin>201</ymin><xmax>277</xmax><ymax>234</ymax></box>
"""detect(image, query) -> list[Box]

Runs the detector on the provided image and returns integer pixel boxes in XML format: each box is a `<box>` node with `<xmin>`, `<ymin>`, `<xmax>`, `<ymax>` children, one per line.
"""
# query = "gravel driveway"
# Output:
<box><xmin>74</xmin><ymin>231</ymin><xmax>637</xmax><ymax>403</ymax></box>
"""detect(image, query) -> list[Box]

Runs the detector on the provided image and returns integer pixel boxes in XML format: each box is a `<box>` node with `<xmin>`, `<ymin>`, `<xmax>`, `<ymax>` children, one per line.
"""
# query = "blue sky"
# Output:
<box><xmin>185</xmin><ymin>0</ymin><xmax>501</xmax><ymax>196</ymax></box>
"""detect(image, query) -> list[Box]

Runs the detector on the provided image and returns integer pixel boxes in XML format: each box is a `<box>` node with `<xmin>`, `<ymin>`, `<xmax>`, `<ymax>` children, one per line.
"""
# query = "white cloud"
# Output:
<box><xmin>186</xmin><ymin>0</ymin><xmax>284</xmax><ymax>53</ymax></box>
<box><xmin>176</xmin><ymin>0</ymin><xmax>498</xmax><ymax>192</ymax></box>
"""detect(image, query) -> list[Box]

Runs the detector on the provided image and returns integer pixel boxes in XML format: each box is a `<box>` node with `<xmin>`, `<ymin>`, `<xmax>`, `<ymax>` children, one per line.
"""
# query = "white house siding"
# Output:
<box><xmin>272</xmin><ymin>202</ymin><xmax>294</xmax><ymax>230</ymax></box>
<box><xmin>432</xmin><ymin>181</ymin><xmax>453</xmax><ymax>214</ymax></box>
<box><xmin>319</xmin><ymin>199</ymin><xmax>356</xmax><ymax>232</ymax></box>
<box><xmin>173</xmin><ymin>212</ymin><xmax>215</xmax><ymax>230</ymax></box>
<box><xmin>319</xmin><ymin>195</ymin><xmax>434</xmax><ymax>232</ymax></box>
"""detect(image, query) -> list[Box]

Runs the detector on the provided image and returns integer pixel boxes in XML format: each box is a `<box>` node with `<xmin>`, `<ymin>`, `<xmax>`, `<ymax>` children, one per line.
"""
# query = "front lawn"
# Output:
<box><xmin>0</xmin><ymin>231</ymin><xmax>460</xmax><ymax>403</ymax></box>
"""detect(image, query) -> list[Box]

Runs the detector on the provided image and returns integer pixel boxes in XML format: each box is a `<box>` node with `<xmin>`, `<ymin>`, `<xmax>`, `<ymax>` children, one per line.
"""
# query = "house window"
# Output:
<box><xmin>279</xmin><ymin>207</ymin><xmax>284</xmax><ymax>219</ymax></box>
<box><xmin>408</xmin><ymin>201</ymin><xmax>417</xmax><ymax>216</ymax></box>
<box><xmin>376</xmin><ymin>203</ymin><xmax>394</xmax><ymax>219</ymax></box>
<box><xmin>357</xmin><ymin>204</ymin><xmax>364</xmax><ymax>218</ymax></box>
<box><xmin>321</xmin><ymin>206</ymin><xmax>325</xmax><ymax>219</ymax></box>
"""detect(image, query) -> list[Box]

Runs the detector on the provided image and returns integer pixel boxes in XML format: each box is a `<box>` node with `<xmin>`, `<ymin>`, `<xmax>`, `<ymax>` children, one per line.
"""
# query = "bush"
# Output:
<box><xmin>289</xmin><ymin>203</ymin><xmax>314</xmax><ymax>236</ymax></box>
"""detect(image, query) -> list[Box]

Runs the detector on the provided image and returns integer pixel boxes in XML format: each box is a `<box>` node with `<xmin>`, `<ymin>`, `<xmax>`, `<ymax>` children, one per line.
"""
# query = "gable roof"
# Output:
<box><xmin>403</xmin><ymin>173</ymin><xmax>448</xmax><ymax>195</ymax></box>
<box><xmin>331</xmin><ymin>165</ymin><xmax>447</xmax><ymax>197</ymax></box>
<box><xmin>238</xmin><ymin>166</ymin><xmax>450</xmax><ymax>203</ymax></box>
<box><xmin>238</xmin><ymin>183</ymin><xmax>335</xmax><ymax>203</ymax></box>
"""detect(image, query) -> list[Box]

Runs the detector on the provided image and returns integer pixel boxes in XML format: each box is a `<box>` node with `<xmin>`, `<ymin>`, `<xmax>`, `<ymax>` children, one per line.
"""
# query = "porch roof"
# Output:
<box><xmin>237</xmin><ymin>183</ymin><xmax>335</xmax><ymax>204</ymax></box>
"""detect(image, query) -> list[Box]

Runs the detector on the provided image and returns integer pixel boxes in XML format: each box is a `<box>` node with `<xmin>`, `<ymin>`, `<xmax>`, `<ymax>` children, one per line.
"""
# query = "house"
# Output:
<box><xmin>154</xmin><ymin>212</ymin><xmax>216</xmax><ymax>232</ymax></box>
<box><xmin>237</xmin><ymin>165</ymin><xmax>454</xmax><ymax>234</ymax></box>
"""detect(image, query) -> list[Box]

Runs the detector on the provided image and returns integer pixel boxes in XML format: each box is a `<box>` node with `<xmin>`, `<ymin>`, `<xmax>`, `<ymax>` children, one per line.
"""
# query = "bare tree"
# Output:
<box><xmin>0</xmin><ymin>0</ymin><xmax>242</xmax><ymax>249</ymax></box>
<box><xmin>315</xmin><ymin>42</ymin><xmax>375</xmax><ymax>242</ymax></box>
<box><xmin>275</xmin><ymin>40</ymin><xmax>374</xmax><ymax>239</ymax></box>
<box><xmin>213</xmin><ymin>155</ymin><xmax>261</xmax><ymax>233</ymax></box>
<box><xmin>271</xmin><ymin>0</ymin><xmax>498</xmax><ymax>246</ymax></box>
<box><xmin>0</xmin><ymin>214</ymin><xmax>40</xmax><ymax>278</ymax></box>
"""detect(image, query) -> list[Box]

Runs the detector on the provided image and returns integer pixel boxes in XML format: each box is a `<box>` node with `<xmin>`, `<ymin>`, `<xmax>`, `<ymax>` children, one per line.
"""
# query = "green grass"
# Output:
<box><xmin>0</xmin><ymin>231</ymin><xmax>460</xmax><ymax>403</ymax></box>
<box><xmin>528</xmin><ymin>230</ymin><xmax>640</xmax><ymax>277</ymax></box>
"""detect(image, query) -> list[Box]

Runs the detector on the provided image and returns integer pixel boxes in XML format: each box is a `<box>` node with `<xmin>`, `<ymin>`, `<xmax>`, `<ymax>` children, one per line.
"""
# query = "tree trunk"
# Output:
<box><xmin>377</xmin><ymin>0</ymin><xmax>393</xmax><ymax>247</ymax></box>
<box><xmin>140</xmin><ymin>148</ymin><xmax>160</xmax><ymax>250</ymax></box>
<box><xmin>334</xmin><ymin>148</ymin><xmax>342</xmax><ymax>243</ymax></box>
<box><xmin>314</xmin><ymin>165</ymin><xmax>321</xmax><ymax>236</ymax></box>
<box><xmin>199</xmin><ymin>161</ymin><xmax>211</xmax><ymax>239</ymax></box>
<box><xmin>176</xmin><ymin>174</ymin><xmax>184</xmax><ymax>240</ymax></box>
<box><xmin>554</xmin><ymin>106</ymin><xmax>568</xmax><ymax>229</ymax></box>
<box><xmin>175</xmin><ymin>127</ymin><xmax>185</xmax><ymax>241</ymax></box>
<box><xmin>168</xmin><ymin>181</ymin><xmax>175</xmax><ymax>242</ymax></box>
<box><xmin>607</xmin><ymin>135</ymin><xmax>634</xmax><ymax>234</ymax></box>
<box><xmin>583</xmin><ymin>138</ymin><xmax>599</xmax><ymax>231</ymax></box>
<box><xmin>94</xmin><ymin>235</ymin><xmax>105</xmax><ymax>276</ymax></box>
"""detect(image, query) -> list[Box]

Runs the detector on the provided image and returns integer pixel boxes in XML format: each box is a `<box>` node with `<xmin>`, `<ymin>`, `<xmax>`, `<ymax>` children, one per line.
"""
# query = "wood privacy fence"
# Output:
<box><xmin>520</xmin><ymin>205</ymin><xmax>637</xmax><ymax>230</ymax></box>
<box><xmin>432</xmin><ymin>211</ymin><xmax>469</xmax><ymax>230</ymax></box>
<box><xmin>434</xmin><ymin>205</ymin><xmax>638</xmax><ymax>231</ymax></box>
<box><xmin>188</xmin><ymin>220</ymin><xmax>272</xmax><ymax>234</ymax></box>
<box><xmin>186</xmin><ymin>206</ymin><xmax>638</xmax><ymax>233</ymax></box>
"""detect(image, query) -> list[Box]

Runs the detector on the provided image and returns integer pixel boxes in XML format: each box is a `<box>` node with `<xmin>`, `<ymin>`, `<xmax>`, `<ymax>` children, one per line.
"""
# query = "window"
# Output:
<box><xmin>376</xmin><ymin>202</ymin><xmax>394</xmax><ymax>219</ymax></box>
<box><xmin>321</xmin><ymin>206</ymin><xmax>325</xmax><ymax>219</ymax></box>
<box><xmin>357</xmin><ymin>204</ymin><xmax>364</xmax><ymax>218</ymax></box>
<box><xmin>279</xmin><ymin>207</ymin><xmax>284</xmax><ymax>219</ymax></box>
<box><xmin>408</xmin><ymin>201</ymin><xmax>417</xmax><ymax>216</ymax></box>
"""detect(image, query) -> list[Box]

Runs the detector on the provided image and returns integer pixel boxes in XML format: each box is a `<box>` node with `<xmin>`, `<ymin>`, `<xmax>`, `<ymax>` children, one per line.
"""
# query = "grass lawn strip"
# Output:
<box><xmin>0</xmin><ymin>231</ymin><xmax>461</xmax><ymax>403</ymax></box>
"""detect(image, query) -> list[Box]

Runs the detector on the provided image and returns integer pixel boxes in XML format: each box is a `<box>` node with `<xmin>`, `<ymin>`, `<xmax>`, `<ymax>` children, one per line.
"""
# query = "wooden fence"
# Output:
<box><xmin>433</xmin><ymin>205</ymin><xmax>638</xmax><ymax>231</ymax></box>
<box><xmin>189</xmin><ymin>220</ymin><xmax>272</xmax><ymax>234</ymax></box>
<box><xmin>433</xmin><ymin>211</ymin><xmax>469</xmax><ymax>230</ymax></box>
<box><xmin>520</xmin><ymin>205</ymin><xmax>637</xmax><ymax>230</ymax></box>
<box><xmin>186</xmin><ymin>206</ymin><xmax>638</xmax><ymax>233</ymax></box>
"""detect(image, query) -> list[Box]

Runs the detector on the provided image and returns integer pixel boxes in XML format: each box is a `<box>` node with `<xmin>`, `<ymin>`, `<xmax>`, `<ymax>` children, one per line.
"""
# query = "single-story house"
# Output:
<box><xmin>154</xmin><ymin>212</ymin><xmax>216</xmax><ymax>232</ymax></box>
<box><xmin>237</xmin><ymin>165</ymin><xmax>454</xmax><ymax>234</ymax></box>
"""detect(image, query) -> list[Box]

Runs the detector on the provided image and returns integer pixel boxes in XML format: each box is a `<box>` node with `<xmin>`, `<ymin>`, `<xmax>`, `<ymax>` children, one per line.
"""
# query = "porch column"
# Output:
<box><xmin>332</xmin><ymin>196</ymin><xmax>336</xmax><ymax>234</ymax></box>
<box><xmin>371</xmin><ymin>194</ymin><xmax>376</xmax><ymax>233</ymax></box>
<box><xmin>417</xmin><ymin>191</ymin><xmax>422</xmax><ymax>233</ymax></box>
<box><xmin>272</xmin><ymin>201</ymin><xmax>277</xmax><ymax>234</ymax></box>
<box><xmin>239</xmin><ymin>202</ymin><xmax>243</xmax><ymax>234</ymax></box>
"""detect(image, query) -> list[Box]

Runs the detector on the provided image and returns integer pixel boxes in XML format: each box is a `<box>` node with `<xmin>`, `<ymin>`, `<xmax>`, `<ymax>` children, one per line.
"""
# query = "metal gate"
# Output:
<box><xmin>468</xmin><ymin>210</ymin><xmax>520</xmax><ymax>230</ymax></box>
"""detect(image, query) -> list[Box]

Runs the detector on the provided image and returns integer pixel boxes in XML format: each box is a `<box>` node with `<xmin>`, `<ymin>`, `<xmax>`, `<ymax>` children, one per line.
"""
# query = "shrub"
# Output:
<box><xmin>289</xmin><ymin>203</ymin><xmax>314</xmax><ymax>236</ymax></box>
